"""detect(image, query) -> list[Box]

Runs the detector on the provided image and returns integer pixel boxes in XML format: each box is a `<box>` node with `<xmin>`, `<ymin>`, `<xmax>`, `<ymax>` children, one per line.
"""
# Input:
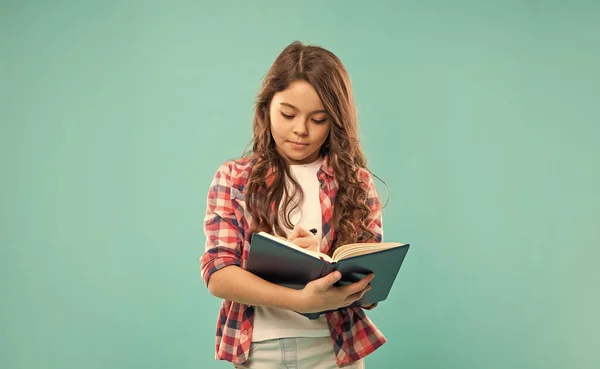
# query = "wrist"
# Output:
<box><xmin>283</xmin><ymin>288</ymin><xmax>307</xmax><ymax>312</ymax></box>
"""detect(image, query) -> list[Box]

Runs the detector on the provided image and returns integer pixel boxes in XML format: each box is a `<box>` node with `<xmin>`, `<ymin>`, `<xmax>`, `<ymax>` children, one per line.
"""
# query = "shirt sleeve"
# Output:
<box><xmin>200</xmin><ymin>163</ymin><xmax>245</xmax><ymax>287</ymax></box>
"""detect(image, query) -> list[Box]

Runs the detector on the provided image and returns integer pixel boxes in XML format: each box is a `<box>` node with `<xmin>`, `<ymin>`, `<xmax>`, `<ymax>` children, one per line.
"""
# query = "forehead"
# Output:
<box><xmin>271</xmin><ymin>80</ymin><xmax>325</xmax><ymax>112</ymax></box>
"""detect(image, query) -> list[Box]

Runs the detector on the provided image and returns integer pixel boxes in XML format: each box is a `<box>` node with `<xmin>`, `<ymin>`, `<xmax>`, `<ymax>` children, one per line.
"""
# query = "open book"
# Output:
<box><xmin>245</xmin><ymin>232</ymin><xmax>410</xmax><ymax>318</ymax></box>
<box><xmin>256</xmin><ymin>232</ymin><xmax>405</xmax><ymax>262</ymax></box>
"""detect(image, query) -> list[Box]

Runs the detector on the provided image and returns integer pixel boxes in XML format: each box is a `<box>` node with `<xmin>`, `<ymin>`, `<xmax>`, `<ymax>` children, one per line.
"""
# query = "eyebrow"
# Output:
<box><xmin>280</xmin><ymin>102</ymin><xmax>327</xmax><ymax>114</ymax></box>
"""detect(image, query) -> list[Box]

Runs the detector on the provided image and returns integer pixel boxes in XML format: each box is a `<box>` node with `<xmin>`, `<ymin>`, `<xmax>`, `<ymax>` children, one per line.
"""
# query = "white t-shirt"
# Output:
<box><xmin>252</xmin><ymin>156</ymin><xmax>330</xmax><ymax>342</ymax></box>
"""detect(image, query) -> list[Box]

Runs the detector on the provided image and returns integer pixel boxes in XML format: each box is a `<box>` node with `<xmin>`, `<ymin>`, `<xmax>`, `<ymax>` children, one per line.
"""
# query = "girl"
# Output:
<box><xmin>201</xmin><ymin>41</ymin><xmax>387</xmax><ymax>369</ymax></box>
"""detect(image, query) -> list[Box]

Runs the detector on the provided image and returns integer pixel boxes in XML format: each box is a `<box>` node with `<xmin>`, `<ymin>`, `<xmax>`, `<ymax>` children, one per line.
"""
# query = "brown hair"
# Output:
<box><xmin>243</xmin><ymin>41</ymin><xmax>383</xmax><ymax>252</ymax></box>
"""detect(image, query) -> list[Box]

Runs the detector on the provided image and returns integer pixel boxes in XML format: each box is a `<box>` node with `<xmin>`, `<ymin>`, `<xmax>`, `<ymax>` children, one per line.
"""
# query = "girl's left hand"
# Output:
<box><xmin>288</xmin><ymin>225</ymin><xmax>319</xmax><ymax>252</ymax></box>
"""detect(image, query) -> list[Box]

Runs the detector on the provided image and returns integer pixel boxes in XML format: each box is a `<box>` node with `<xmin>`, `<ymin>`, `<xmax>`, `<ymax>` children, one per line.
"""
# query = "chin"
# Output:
<box><xmin>281</xmin><ymin>151</ymin><xmax>304</xmax><ymax>162</ymax></box>
<box><xmin>277</xmin><ymin>145</ymin><xmax>319</xmax><ymax>164</ymax></box>
<box><xmin>290</xmin><ymin>155</ymin><xmax>309</xmax><ymax>162</ymax></box>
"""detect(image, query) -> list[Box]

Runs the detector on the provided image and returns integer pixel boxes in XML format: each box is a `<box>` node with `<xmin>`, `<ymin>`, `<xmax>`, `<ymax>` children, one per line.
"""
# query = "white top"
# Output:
<box><xmin>252</xmin><ymin>156</ymin><xmax>330</xmax><ymax>342</ymax></box>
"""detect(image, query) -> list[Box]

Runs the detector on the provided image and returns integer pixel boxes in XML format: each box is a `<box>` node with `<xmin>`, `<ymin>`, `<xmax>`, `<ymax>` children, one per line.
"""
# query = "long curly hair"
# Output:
<box><xmin>243</xmin><ymin>41</ymin><xmax>383</xmax><ymax>253</ymax></box>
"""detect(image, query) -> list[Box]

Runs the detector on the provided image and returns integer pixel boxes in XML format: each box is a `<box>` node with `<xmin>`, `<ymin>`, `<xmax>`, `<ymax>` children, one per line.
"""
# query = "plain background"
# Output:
<box><xmin>1</xmin><ymin>1</ymin><xmax>599</xmax><ymax>368</ymax></box>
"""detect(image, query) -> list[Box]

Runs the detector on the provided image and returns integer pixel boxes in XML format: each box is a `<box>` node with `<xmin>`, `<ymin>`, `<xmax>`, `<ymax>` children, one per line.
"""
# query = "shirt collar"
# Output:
<box><xmin>319</xmin><ymin>154</ymin><xmax>335</xmax><ymax>178</ymax></box>
<box><xmin>263</xmin><ymin>153</ymin><xmax>335</xmax><ymax>184</ymax></box>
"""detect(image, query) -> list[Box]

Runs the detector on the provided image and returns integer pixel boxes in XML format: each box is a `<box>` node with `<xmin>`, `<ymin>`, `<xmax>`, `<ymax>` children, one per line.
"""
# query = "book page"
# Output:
<box><xmin>257</xmin><ymin>232</ymin><xmax>333</xmax><ymax>262</ymax></box>
<box><xmin>332</xmin><ymin>242</ymin><xmax>406</xmax><ymax>262</ymax></box>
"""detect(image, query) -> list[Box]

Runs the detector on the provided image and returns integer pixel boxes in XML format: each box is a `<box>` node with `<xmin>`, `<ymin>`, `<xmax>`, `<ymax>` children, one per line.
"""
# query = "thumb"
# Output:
<box><xmin>314</xmin><ymin>271</ymin><xmax>342</xmax><ymax>291</ymax></box>
<box><xmin>289</xmin><ymin>224</ymin><xmax>305</xmax><ymax>241</ymax></box>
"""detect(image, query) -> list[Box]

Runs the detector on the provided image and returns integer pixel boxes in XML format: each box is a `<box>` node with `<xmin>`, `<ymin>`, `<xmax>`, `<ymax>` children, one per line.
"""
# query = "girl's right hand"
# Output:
<box><xmin>288</xmin><ymin>225</ymin><xmax>319</xmax><ymax>252</ymax></box>
<box><xmin>294</xmin><ymin>271</ymin><xmax>374</xmax><ymax>313</ymax></box>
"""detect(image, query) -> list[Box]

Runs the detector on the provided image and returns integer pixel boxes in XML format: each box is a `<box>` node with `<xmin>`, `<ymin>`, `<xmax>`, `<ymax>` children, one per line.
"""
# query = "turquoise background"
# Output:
<box><xmin>1</xmin><ymin>1</ymin><xmax>598</xmax><ymax>368</ymax></box>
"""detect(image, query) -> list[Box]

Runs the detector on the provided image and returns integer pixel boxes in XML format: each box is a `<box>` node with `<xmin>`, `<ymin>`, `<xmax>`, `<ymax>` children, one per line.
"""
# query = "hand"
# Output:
<box><xmin>294</xmin><ymin>271</ymin><xmax>374</xmax><ymax>313</ymax></box>
<box><xmin>288</xmin><ymin>225</ymin><xmax>319</xmax><ymax>252</ymax></box>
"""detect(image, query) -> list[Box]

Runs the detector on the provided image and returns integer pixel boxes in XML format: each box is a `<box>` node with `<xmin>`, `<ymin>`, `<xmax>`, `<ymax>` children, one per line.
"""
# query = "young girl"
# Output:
<box><xmin>201</xmin><ymin>41</ymin><xmax>387</xmax><ymax>369</ymax></box>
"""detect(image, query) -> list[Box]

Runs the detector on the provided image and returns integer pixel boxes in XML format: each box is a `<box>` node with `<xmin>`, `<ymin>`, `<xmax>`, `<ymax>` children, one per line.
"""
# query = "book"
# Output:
<box><xmin>245</xmin><ymin>231</ymin><xmax>410</xmax><ymax>318</ymax></box>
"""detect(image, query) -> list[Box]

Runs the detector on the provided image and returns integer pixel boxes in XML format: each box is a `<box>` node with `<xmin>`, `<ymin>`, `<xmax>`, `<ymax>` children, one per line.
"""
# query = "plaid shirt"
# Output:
<box><xmin>200</xmin><ymin>154</ymin><xmax>387</xmax><ymax>366</ymax></box>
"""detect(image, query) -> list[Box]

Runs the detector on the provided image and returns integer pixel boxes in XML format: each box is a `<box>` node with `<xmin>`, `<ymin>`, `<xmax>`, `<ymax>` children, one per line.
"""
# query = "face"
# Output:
<box><xmin>269</xmin><ymin>80</ymin><xmax>331</xmax><ymax>165</ymax></box>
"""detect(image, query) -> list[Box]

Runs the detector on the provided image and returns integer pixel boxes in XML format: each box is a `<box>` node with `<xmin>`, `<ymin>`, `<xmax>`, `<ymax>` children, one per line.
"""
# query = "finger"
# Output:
<box><xmin>344</xmin><ymin>285</ymin><xmax>372</xmax><ymax>306</ymax></box>
<box><xmin>341</xmin><ymin>274</ymin><xmax>374</xmax><ymax>296</ymax></box>
<box><xmin>288</xmin><ymin>225</ymin><xmax>300</xmax><ymax>241</ymax></box>
<box><xmin>289</xmin><ymin>225</ymin><xmax>309</xmax><ymax>241</ymax></box>
<box><xmin>291</xmin><ymin>237</ymin><xmax>316</xmax><ymax>249</ymax></box>
<box><xmin>313</xmin><ymin>271</ymin><xmax>342</xmax><ymax>291</ymax></box>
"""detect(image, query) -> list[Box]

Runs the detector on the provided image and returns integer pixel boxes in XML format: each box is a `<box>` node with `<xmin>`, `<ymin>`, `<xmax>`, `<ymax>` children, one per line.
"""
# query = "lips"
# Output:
<box><xmin>289</xmin><ymin>141</ymin><xmax>309</xmax><ymax>149</ymax></box>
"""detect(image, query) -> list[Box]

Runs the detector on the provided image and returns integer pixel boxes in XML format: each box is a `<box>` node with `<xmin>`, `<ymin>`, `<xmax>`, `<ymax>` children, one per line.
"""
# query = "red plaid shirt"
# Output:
<box><xmin>200</xmin><ymin>155</ymin><xmax>387</xmax><ymax>366</ymax></box>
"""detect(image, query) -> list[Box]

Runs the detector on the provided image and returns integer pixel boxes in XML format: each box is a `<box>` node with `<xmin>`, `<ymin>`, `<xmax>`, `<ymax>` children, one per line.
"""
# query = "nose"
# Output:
<box><xmin>292</xmin><ymin>119</ymin><xmax>308</xmax><ymax>136</ymax></box>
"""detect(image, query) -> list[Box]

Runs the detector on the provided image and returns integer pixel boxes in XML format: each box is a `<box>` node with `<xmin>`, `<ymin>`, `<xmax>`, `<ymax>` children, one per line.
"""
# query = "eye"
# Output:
<box><xmin>312</xmin><ymin>118</ymin><xmax>327</xmax><ymax>124</ymax></box>
<box><xmin>280</xmin><ymin>112</ymin><xmax>294</xmax><ymax>120</ymax></box>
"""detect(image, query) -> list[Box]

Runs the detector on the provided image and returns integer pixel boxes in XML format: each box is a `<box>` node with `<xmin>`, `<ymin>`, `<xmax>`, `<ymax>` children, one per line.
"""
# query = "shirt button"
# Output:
<box><xmin>242</xmin><ymin>329</ymin><xmax>248</xmax><ymax>335</ymax></box>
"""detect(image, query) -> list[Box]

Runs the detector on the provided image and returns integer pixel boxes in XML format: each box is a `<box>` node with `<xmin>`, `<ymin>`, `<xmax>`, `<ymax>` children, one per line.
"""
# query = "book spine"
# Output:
<box><xmin>320</xmin><ymin>262</ymin><xmax>338</xmax><ymax>278</ymax></box>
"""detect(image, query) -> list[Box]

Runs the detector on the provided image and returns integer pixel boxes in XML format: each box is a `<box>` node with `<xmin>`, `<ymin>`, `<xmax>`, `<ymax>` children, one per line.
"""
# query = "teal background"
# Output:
<box><xmin>1</xmin><ymin>1</ymin><xmax>599</xmax><ymax>368</ymax></box>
